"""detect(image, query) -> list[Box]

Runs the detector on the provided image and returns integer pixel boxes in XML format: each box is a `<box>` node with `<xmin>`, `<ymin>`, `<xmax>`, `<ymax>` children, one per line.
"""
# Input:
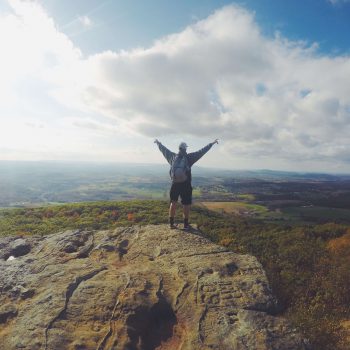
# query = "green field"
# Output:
<box><xmin>282</xmin><ymin>206</ymin><xmax>350</xmax><ymax>223</ymax></box>
<box><xmin>236</xmin><ymin>194</ymin><xmax>255</xmax><ymax>201</ymax></box>
<box><xmin>199</xmin><ymin>201</ymin><xmax>268</xmax><ymax>216</ymax></box>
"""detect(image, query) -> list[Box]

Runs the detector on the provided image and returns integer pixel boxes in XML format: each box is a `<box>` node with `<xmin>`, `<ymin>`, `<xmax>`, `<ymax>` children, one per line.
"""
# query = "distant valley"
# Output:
<box><xmin>1</xmin><ymin>160</ymin><xmax>350</xmax><ymax>225</ymax></box>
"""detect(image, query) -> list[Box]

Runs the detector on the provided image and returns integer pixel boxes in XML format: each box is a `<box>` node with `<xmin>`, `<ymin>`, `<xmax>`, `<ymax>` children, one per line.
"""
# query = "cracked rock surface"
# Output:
<box><xmin>0</xmin><ymin>225</ymin><xmax>309</xmax><ymax>350</ymax></box>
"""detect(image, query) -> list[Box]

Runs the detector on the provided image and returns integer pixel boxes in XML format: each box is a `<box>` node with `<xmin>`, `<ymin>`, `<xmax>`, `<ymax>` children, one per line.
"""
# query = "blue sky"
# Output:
<box><xmin>1</xmin><ymin>0</ymin><xmax>350</xmax><ymax>172</ymax></box>
<box><xmin>42</xmin><ymin>0</ymin><xmax>350</xmax><ymax>55</ymax></box>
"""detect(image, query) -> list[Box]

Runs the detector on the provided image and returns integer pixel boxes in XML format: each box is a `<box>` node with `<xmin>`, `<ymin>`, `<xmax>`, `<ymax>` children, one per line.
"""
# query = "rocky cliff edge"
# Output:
<box><xmin>0</xmin><ymin>225</ymin><xmax>309</xmax><ymax>350</ymax></box>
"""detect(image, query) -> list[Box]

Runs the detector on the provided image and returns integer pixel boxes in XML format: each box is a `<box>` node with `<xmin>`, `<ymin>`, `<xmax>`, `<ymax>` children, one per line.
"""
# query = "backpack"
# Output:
<box><xmin>170</xmin><ymin>155</ymin><xmax>189</xmax><ymax>183</ymax></box>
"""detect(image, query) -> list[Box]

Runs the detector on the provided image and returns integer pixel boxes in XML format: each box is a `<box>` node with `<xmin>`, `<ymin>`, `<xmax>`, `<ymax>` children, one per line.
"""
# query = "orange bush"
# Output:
<box><xmin>327</xmin><ymin>233</ymin><xmax>350</xmax><ymax>254</ymax></box>
<box><xmin>219</xmin><ymin>238</ymin><xmax>234</xmax><ymax>247</ymax></box>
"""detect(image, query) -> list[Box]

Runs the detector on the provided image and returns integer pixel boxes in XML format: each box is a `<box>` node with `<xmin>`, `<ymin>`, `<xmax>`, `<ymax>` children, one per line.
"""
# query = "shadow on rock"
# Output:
<box><xmin>125</xmin><ymin>295</ymin><xmax>177</xmax><ymax>350</ymax></box>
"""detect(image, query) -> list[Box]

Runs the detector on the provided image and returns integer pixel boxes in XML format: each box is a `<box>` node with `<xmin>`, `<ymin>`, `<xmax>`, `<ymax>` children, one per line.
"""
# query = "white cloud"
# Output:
<box><xmin>0</xmin><ymin>0</ymin><xmax>81</xmax><ymax>106</ymax></box>
<box><xmin>78</xmin><ymin>15</ymin><xmax>92</xmax><ymax>28</ymax></box>
<box><xmin>328</xmin><ymin>0</ymin><xmax>350</xmax><ymax>5</ymax></box>
<box><xmin>1</xmin><ymin>1</ymin><xmax>350</xmax><ymax>170</ymax></box>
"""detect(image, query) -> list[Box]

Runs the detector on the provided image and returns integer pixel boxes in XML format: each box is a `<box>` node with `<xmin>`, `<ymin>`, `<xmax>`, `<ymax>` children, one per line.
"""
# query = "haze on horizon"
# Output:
<box><xmin>1</xmin><ymin>0</ymin><xmax>350</xmax><ymax>173</ymax></box>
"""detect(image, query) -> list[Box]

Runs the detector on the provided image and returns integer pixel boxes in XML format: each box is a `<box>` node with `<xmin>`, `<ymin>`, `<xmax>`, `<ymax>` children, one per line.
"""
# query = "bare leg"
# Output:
<box><xmin>183</xmin><ymin>205</ymin><xmax>191</xmax><ymax>221</ymax></box>
<box><xmin>183</xmin><ymin>204</ymin><xmax>191</xmax><ymax>226</ymax></box>
<box><xmin>169</xmin><ymin>201</ymin><xmax>177</xmax><ymax>218</ymax></box>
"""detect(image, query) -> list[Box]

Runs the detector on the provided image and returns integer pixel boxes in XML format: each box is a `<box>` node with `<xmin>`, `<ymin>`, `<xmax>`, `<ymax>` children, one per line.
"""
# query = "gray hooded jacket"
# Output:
<box><xmin>156</xmin><ymin>142</ymin><xmax>214</xmax><ymax>183</ymax></box>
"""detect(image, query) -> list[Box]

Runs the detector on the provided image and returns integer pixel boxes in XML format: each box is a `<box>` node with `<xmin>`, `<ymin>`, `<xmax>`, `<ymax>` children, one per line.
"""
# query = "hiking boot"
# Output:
<box><xmin>169</xmin><ymin>217</ymin><xmax>177</xmax><ymax>229</ymax></box>
<box><xmin>183</xmin><ymin>223</ymin><xmax>192</xmax><ymax>231</ymax></box>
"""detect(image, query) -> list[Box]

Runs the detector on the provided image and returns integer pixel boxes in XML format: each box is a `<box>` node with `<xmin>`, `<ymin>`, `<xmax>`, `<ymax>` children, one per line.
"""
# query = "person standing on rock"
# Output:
<box><xmin>154</xmin><ymin>139</ymin><xmax>218</xmax><ymax>230</ymax></box>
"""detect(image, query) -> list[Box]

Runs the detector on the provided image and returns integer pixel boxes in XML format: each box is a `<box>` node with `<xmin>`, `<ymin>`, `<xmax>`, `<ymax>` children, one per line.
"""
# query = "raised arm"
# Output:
<box><xmin>187</xmin><ymin>139</ymin><xmax>218</xmax><ymax>166</ymax></box>
<box><xmin>154</xmin><ymin>139</ymin><xmax>175</xmax><ymax>165</ymax></box>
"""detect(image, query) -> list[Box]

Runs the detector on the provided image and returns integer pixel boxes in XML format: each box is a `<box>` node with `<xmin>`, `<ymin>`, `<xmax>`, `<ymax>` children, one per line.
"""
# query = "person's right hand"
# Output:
<box><xmin>212</xmin><ymin>139</ymin><xmax>219</xmax><ymax>144</ymax></box>
<box><xmin>154</xmin><ymin>139</ymin><xmax>160</xmax><ymax>144</ymax></box>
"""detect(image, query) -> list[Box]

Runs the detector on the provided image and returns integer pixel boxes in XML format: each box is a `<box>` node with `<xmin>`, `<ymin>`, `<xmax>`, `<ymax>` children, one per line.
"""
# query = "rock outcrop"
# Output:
<box><xmin>0</xmin><ymin>225</ymin><xmax>309</xmax><ymax>350</ymax></box>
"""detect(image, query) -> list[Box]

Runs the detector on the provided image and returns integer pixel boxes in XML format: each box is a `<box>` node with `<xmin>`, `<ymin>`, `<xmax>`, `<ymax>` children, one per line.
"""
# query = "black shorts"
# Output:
<box><xmin>170</xmin><ymin>182</ymin><xmax>192</xmax><ymax>205</ymax></box>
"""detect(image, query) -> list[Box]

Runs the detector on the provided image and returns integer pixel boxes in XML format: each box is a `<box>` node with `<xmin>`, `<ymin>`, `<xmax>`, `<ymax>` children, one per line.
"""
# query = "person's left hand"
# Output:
<box><xmin>212</xmin><ymin>139</ymin><xmax>219</xmax><ymax>144</ymax></box>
